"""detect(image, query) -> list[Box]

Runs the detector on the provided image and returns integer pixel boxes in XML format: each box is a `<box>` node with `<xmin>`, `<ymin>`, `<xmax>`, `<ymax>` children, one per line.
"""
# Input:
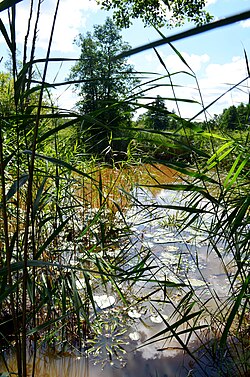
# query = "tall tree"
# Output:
<box><xmin>144</xmin><ymin>95</ymin><xmax>170</xmax><ymax>131</ymax></box>
<box><xmin>96</xmin><ymin>0</ymin><xmax>213</xmax><ymax>28</ymax></box>
<box><xmin>69</xmin><ymin>18</ymin><xmax>138</xmax><ymax>160</ymax></box>
<box><xmin>220</xmin><ymin>105</ymin><xmax>239</xmax><ymax>130</ymax></box>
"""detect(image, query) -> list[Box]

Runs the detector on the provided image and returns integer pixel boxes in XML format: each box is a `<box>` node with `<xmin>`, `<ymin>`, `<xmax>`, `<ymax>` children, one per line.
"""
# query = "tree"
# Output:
<box><xmin>96</xmin><ymin>0</ymin><xmax>213</xmax><ymax>29</ymax></box>
<box><xmin>0</xmin><ymin>71</ymin><xmax>52</xmax><ymax>145</ymax></box>
<box><xmin>236</xmin><ymin>102</ymin><xmax>250</xmax><ymax>129</ymax></box>
<box><xmin>0</xmin><ymin>72</ymin><xmax>21</xmax><ymax>118</ymax></box>
<box><xmin>69</xmin><ymin>18</ymin><xmax>139</xmax><ymax>160</ymax></box>
<box><xmin>220</xmin><ymin>105</ymin><xmax>239</xmax><ymax>130</ymax></box>
<box><xmin>144</xmin><ymin>95</ymin><xmax>170</xmax><ymax>131</ymax></box>
<box><xmin>219</xmin><ymin>104</ymin><xmax>250</xmax><ymax>130</ymax></box>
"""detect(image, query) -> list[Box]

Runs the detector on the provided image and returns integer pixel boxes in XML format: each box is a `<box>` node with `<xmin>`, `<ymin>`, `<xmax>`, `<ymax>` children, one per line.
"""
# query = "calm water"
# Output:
<box><xmin>0</xmin><ymin>165</ymin><xmax>234</xmax><ymax>377</ymax></box>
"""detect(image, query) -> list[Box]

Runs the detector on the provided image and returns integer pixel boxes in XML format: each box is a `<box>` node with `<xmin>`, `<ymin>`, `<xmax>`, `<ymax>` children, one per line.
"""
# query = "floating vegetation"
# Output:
<box><xmin>150</xmin><ymin>315</ymin><xmax>164</xmax><ymax>324</ymax></box>
<box><xmin>93</xmin><ymin>295</ymin><xmax>116</xmax><ymax>309</ymax></box>
<box><xmin>185</xmin><ymin>278</ymin><xmax>207</xmax><ymax>287</ymax></box>
<box><xmin>128</xmin><ymin>331</ymin><xmax>140</xmax><ymax>341</ymax></box>
<box><xmin>87</xmin><ymin>311</ymin><xmax>129</xmax><ymax>369</ymax></box>
<box><xmin>127</xmin><ymin>309</ymin><xmax>142</xmax><ymax>319</ymax></box>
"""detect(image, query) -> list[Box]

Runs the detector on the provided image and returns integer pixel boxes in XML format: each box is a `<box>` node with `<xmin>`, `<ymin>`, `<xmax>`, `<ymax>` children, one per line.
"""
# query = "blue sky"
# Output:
<box><xmin>0</xmin><ymin>0</ymin><xmax>250</xmax><ymax>120</ymax></box>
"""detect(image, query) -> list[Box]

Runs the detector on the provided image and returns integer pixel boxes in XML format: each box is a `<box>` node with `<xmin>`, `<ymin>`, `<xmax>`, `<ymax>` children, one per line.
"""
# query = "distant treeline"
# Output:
<box><xmin>136</xmin><ymin>95</ymin><xmax>250</xmax><ymax>131</ymax></box>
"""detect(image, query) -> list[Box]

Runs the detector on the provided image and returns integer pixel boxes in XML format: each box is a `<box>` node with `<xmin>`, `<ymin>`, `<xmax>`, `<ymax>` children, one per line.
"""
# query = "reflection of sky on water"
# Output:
<box><xmin>126</xmin><ymin>186</ymin><xmax>230</xmax><ymax>299</ymax></box>
<box><xmin>0</xmin><ymin>178</ymin><xmax>236</xmax><ymax>377</ymax></box>
<box><xmin>101</xmin><ymin>185</ymin><xmax>233</xmax><ymax>377</ymax></box>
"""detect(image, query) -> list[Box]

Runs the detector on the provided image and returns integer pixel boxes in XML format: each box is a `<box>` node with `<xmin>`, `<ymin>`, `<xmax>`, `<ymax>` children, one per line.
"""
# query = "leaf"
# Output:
<box><xmin>207</xmin><ymin>141</ymin><xmax>234</xmax><ymax>165</ymax></box>
<box><xmin>0</xmin><ymin>0</ymin><xmax>23</xmax><ymax>12</ymax></box>
<box><xmin>0</xmin><ymin>19</ymin><xmax>12</xmax><ymax>51</ymax></box>
<box><xmin>224</xmin><ymin>153</ymin><xmax>242</xmax><ymax>188</ymax></box>
<box><xmin>37</xmin><ymin>118</ymin><xmax>78</xmax><ymax>143</ymax></box>
<box><xmin>244</xmin><ymin>48</ymin><xmax>250</xmax><ymax>77</ymax></box>
<box><xmin>0</xmin><ymin>281</ymin><xmax>18</xmax><ymax>302</ymax></box>
<box><xmin>206</xmin><ymin>141</ymin><xmax>234</xmax><ymax>170</ymax></box>
<box><xmin>22</xmin><ymin>150</ymin><xmax>96</xmax><ymax>181</ymax></box>
<box><xmin>169</xmin><ymin>42</ymin><xmax>194</xmax><ymax>73</ymax></box>
<box><xmin>114</xmin><ymin>10</ymin><xmax>250</xmax><ymax>59</ymax></box>
<box><xmin>36</xmin><ymin>216</ymin><xmax>71</xmax><ymax>259</ymax></box>
<box><xmin>224</xmin><ymin>157</ymin><xmax>249</xmax><ymax>190</ymax></box>
<box><xmin>33</xmin><ymin>178</ymin><xmax>47</xmax><ymax>216</ymax></box>
<box><xmin>3</xmin><ymin>150</ymin><xmax>16</xmax><ymax>169</ymax></box>
<box><xmin>6</xmin><ymin>173</ymin><xmax>29</xmax><ymax>201</ymax></box>
<box><xmin>20</xmin><ymin>83</ymin><xmax>55</xmax><ymax>99</ymax></box>
<box><xmin>229</xmin><ymin>195</ymin><xmax>250</xmax><ymax>236</ymax></box>
<box><xmin>220</xmin><ymin>274</ymin><xmax>250</xmax><ymax>348</ymax></box>
<box><xmin>27</xmin><ymin>314</ymin><xmax>67</xmax><ymax>335</ymax></box>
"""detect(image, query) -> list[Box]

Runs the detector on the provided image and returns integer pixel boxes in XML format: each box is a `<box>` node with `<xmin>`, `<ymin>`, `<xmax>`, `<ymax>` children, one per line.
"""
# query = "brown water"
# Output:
<box><xmin>0</xmin><ymin>164</ymin><xmax>235</xmax><ymax>377</ymax></box>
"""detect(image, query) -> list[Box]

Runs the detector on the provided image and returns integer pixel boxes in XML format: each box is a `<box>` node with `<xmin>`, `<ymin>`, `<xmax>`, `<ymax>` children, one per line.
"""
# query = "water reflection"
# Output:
<box><xmin>0</xmin><ymin>164</ymin><xmax>235</xmax><ymax>377</ymax></box>
<box><xmin>0</xmin><ymin>340</ymin><xmax>234</xmax><ymax>377</ymax></box>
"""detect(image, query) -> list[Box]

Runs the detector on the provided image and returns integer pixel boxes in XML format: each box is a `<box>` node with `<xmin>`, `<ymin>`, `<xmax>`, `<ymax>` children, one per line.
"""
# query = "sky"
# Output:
<box><xmin>0</xmin><ymin>0</ymin><xmax>250</xmax><ymax>120</ymax></box>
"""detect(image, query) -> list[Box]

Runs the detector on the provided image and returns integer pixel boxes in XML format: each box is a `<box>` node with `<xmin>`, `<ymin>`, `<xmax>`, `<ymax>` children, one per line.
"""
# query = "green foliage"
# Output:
<box><xmin>0</xmin><ymin>72</ymin><xmax>15</xmax><ymax>116</ymax></box>
<box><xmin>96</xmin><ymin>0</ymin><xmax>213</xmax><ymax>28</ymax></box>
<box><xmin>0</xmin><ymin>1</ymin><xmax>249</xmax><ymax>376</ymax></box>
<box><xmin>219</xmin><ymin>103</ymin><xmax>250</xmax><ymax>130</ymax></box>
<box><xmin>142</xmin><ymin>95</ymin><xmax>175</xmax><ymax>131</ymax></box>
<box><xmin>69</xmin><ymin>17</ymin><xmax>138</xmax><ymax>160</ymax></box>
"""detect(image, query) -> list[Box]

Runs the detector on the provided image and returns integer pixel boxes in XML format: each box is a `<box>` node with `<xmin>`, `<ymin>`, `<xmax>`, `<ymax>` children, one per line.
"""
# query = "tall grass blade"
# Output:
<box><xmin>0</xmin><ymin>0</ymin><xmax>23</xmax><ymax>12</ymax></box>
<box><xmin>5</xmin><ymin>173</ymin><xmax>29</xmax><ymax>201</ymax></box>
<box><xmin>0</xmin><ymin>19</ymin><xmax>13</xmax><ymax>51</ymax></box>
<box><xmin>115</xmin><ymin>10</ymin><xmax>250</xmax><ymax>59</ymax></box>
<box><xmin>220</xmin><ymin>274</ymin><xmax>250</xmax><ymax>348</ymax></box>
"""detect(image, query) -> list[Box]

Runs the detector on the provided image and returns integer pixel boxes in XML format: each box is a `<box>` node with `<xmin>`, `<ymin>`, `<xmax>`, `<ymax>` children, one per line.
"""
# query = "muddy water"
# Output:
<box><xmin>0</xmin><ymin>164</ymin><xmax>233</xmax><ymax>377</ymax></box>
<box><xmin>0</xmin><ymin>349</ymin><xmax>199</xmax><ymax>377</ymax></box>
<box><xmin>74</xmin><ymin>163</ymin><xmax>178</xmax><ymax>209</ymax></box>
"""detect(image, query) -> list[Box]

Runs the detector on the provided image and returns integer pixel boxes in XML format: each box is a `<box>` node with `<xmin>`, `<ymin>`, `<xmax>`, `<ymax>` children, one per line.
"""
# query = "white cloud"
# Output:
<box><xmin>240</xmin><ymin>19</ymin><xmax>250</xmax><ymax>28</ymax></box>
<box><xmin>11</xmin><ymin>0</ymin><xmax>100</xmax><ymax>53</ymax></box>
<box><xmin>205</xmin><ymin>0</ymin><xmax>218</xmax><ymax>6</ymax></box>
<box><xmin>202</xmin><ymin>56</ymin><xmax>248</xmax><ymax>88</ymax></box>
<box><xmin>134</xmin><ymin>54</ymin><xmax>249</xmax><ymax>120</ymax></box>
<box><xmin>153</xmin><ymin>51</ymin><xmax>210</xmax><ymax>74</ymax></box>
<box><xmin>189</xmin><ymin>56</ymin><xmax>249</xmax><ymax>117</ymax></box>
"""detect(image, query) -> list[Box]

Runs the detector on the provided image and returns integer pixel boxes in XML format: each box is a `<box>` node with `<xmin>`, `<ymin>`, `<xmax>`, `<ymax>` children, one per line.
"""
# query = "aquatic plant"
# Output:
<box><xmin>0</xmin><ymin>1</ymin><xmax>249</xmax><ymax>377</ymax></box>
<box><xmin>117</xmin><ymin>17</ymin><xmax>250</xmax><ymax>377</ymax></box>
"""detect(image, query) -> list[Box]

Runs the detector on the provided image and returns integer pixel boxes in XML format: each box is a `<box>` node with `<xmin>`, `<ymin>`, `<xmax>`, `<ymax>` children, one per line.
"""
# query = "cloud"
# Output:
<box><xmin>240</xmin><ymin>19</ymin><xmax>250</xmax><ymax>28</ymax></box>
<box><xmin>165</xmin><ymin>52</ymin><xmax>210</xmax><ymax>72</ymax></box>
<box><xmin>152</xmin><ymin>51</ymin><xmax>210</xmax><ymax>74</ymax></box>
<box><xmin>204</xmin><ymin>56</ymin><xmax>247</xmax><ymax>83</ymax></box>
<box><xmin>188</xmin><ymin>56</ymin><xmax>249</xmax><ymax>117</ymax></box>
<box><xmin>9</xmin><ymin>0</ymin><xmax>100</xmax><ymax>53</ymax></box>
<box><xmin>205</xmin><ymin>0</ymin><xmax>218</xmax><ymax>6</ymax></box>
<box><xmin>134</xmin><ymin>53</ymin><xmax>249</xmax><ymax>120</ymax></box>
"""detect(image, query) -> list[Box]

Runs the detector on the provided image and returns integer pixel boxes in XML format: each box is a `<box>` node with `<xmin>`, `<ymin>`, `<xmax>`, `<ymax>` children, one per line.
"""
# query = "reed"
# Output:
<box><xmin>0</xmin><ymin>1</ymin><xmax>249</xmax><ymax>376</ymax></box>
